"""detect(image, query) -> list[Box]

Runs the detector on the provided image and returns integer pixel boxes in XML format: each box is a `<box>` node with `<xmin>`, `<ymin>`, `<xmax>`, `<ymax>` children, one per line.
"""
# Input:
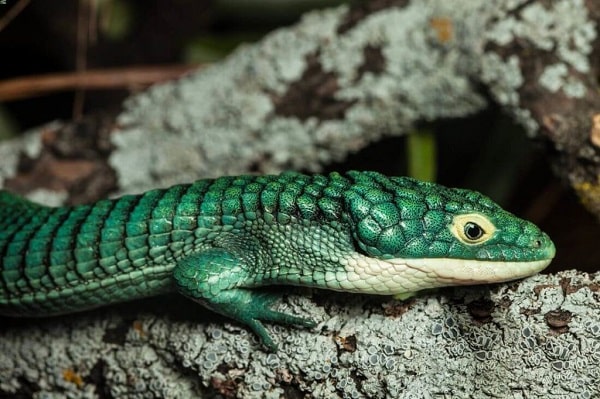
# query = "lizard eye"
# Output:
<box><xmin>450</xmin><ymin>213</ymin><xmax>496</xmax><ymax>245</ymax></box>
<box><xmin>464</xmin><ymin>222</ymin><xmax>484</xmax><ymax>240</ymax></box>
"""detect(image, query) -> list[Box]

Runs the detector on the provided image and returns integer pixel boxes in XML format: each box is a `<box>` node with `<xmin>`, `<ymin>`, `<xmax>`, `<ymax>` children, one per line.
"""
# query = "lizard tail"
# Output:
<box><xmin>0</xmin><ymin>190</ymin><xmax>46</xmax><ymax>226</ymax></box>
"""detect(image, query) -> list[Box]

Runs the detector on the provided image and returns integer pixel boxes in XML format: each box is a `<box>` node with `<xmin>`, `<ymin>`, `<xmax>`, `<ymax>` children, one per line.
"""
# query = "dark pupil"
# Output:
<box><xmin>464</xmin><ymin>222</ymin><xmax>484</xmax><ymax>240</ymax></box>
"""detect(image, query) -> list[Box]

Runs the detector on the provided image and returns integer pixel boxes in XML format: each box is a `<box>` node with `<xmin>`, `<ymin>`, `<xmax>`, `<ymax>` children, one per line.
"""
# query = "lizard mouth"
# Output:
<box><xmin>333</xmin><ymin>253</ymin><xmax>554</xmax><ymax>296</ymax></box>
<box><xmin>394</xmin><ymin>257</ymin><xmax>553</xmax><ymax>286</ymax></box>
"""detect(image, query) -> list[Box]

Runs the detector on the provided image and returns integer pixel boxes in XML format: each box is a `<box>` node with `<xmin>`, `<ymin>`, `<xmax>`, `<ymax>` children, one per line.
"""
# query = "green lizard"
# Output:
<box><xmin>0</xmin><ymin>171</ymin><xmax>555</xmax><ymax>351</ymax></box>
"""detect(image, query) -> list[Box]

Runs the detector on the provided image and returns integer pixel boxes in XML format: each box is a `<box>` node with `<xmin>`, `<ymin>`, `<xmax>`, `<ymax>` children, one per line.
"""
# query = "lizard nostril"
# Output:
<box><xmin>533</xmin><ymin>239</ymin><xmax>542</xmax><ymax>248</ymax></box>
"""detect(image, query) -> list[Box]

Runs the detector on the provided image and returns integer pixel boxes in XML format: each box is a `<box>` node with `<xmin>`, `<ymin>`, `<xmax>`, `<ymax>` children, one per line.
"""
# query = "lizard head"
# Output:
<box><xmin>340</xmin><ymin>171</ymin><xmax>555</xmax><ymax>294</ymax></box>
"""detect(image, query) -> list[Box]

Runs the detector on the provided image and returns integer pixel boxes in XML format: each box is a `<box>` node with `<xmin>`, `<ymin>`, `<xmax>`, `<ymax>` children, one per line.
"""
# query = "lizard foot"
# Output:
<box><xmin>202</xmin><ymin>289</ymin><xmax>316</xmax><ymax>352</ymax></box>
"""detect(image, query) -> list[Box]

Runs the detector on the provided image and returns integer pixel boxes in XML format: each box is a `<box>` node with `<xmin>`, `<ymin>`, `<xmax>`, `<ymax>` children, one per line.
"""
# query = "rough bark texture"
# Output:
<box><xmin>1</xmin><ymin>0</ymin><xmax>600</xmax><ymax>397</ymax></box>
<box><xmin>1</xmin><ymin>271</ymin><xmax>599</xmax><ymax>398</ymax></box>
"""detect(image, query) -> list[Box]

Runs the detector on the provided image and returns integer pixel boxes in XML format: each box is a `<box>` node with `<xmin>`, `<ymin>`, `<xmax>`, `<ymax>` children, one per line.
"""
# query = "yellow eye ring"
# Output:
<box><xmin>450</xmin><ymin>213</ymin><xmax>496</xmax><ymax>245</ymax></box>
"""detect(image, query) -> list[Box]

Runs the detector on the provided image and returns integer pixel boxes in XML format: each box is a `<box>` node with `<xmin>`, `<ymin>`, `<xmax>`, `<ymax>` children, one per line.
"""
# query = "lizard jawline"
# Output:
<box><xmin>335</xmin><ymin>254</ymin><xmax>552</xmax><ymax>295</ymax></box>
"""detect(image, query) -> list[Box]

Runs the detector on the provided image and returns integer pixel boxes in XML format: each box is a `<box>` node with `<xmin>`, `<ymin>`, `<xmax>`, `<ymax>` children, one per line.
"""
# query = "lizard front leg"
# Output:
<box><xmin>173</xmin><ymin>248</ymin><xmax>315</xmax><ymax>351</ymax></box>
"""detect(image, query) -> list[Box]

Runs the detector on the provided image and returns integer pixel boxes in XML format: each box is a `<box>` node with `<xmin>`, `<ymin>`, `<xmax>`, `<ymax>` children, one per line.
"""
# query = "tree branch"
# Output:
<box><xmin>1</xmin><ymin>271</ymin><xmax>598</xmax><ymax>397</ymax></box>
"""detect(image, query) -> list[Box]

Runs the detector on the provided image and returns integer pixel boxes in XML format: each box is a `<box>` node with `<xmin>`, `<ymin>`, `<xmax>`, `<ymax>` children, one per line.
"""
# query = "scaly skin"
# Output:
<box><xmin>0</xmin><ymin>171</ymin><xmax>555</xmax><ymax>350</ymax></box>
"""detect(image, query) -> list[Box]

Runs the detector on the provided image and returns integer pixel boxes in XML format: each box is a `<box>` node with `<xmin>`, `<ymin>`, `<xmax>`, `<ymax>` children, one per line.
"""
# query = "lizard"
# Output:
<box><xmin>0</xmin><ymin>171</ymin><xmax>555</xmax><ymax>351</ymax></box>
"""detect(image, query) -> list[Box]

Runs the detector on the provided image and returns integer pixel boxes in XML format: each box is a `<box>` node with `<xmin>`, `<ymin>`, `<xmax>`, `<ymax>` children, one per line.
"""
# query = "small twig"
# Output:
<box><xmin>73</xmin><ymin>0</ymin><xmax>91</xmax><ymax>120</ymax></box>
<box><xmin>88</xmin><ymin>0</ymin><xmax>99</xmax><ymax>44</ymax></box>
<box><xmin>0</xmin><ymin>0</ymin><xmax>30</xmax><ymax>33</ymax></box>
<box><xmin>0</xmin><ymin>65</ymin><xmax>200</xmax><ymax>101</ymax></box>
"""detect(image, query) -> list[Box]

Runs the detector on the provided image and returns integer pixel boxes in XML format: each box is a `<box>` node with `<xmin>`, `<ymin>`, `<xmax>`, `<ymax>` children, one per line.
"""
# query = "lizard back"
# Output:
<box><xmin>0</xmin><ymin>172</ymin><xmax>352</xmax><ymax>315</ymax></box>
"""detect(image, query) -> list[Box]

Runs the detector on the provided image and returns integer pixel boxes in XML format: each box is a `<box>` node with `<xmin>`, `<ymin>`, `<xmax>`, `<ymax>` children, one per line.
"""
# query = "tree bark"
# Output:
<box><xmin>1</xmin><ymin>271</ymin><xmax>599</xmax><ymax>398</ymax></box>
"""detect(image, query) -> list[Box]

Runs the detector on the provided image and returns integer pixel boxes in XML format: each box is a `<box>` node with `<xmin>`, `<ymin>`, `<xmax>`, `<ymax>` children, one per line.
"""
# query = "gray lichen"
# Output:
<box><xmin>106</xmin><ymin>0</ymin><xmax>596</xmax><ymax>195</ymax></box>
<box><xmin>0</xmin><ymin>125</ymin><xmax>45</xmax><ymax>187</ymax></box>
<box><xmin>1</xmin><ymin>270</ymin><xmax>599</xmax><ymax>398</ymax></box>
<box><xmin>111</xmin><ymin>6</ymin><xmax>348</xmax><ymax>194</ymax></box>
<box><xmin>486</xmin><ymin>0</ymin><xmax>596</xmax><ymax>73</ymax></box>
<box><xmin>109</xmin><ymin>0</ymin><xmax>496</xmax><ymax>194</ymax></box>
<box><xmin>480</xmin><ymin>0</ymin><xmax>597</xmax><ymax>135</ymax></box>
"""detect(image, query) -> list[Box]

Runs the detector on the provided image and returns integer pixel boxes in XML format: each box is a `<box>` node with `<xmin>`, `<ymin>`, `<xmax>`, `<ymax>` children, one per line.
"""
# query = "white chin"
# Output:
<box><xmin>333</xmin><ymin>253</ymin><xmax>553</xmax><ymax>295</ymax></box>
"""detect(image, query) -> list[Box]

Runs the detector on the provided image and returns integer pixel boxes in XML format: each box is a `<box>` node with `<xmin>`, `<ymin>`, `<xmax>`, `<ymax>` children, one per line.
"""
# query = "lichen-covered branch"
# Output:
<box><xmin>480</xmin><ymin>1</ymin><xmax>600</xmax><ymax>219</ymax></box>
<box><xmin>2</xmin><ymin>1</ymin><xmax>598</xmax><ymax>208</ymax></box>
<box><xmin>1</xmin><ymin>271</ymin><xmax>599</xmax><ymax>398</ymax></box>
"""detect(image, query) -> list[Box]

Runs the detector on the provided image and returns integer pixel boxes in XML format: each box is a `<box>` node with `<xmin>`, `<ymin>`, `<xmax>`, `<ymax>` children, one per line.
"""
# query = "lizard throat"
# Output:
<box><xmin>332</xmin><ymin>253</ymin><xmax>553</xmax><ymax>295</ymax></box>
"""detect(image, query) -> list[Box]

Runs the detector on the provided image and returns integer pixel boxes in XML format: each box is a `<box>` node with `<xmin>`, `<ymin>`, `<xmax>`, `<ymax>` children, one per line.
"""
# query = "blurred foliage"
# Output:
<box><xmin>0</xmin><ymin>106</ymin><xmax>19</xmax><ymax>141</ymax></box>
<box><xmin>407</xmin><ymin>129</ymin><xmax>437</xmax><ymax>183</ymax></box>
<box><xmin>184</xmin><ymin>33</ymin><xmax>264</xmax><ymax>63</ymax></box>
<box><xmin>98</xmin><ymin>0</ymin><xmax>135</xmax><ymax>40</ymax></box>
